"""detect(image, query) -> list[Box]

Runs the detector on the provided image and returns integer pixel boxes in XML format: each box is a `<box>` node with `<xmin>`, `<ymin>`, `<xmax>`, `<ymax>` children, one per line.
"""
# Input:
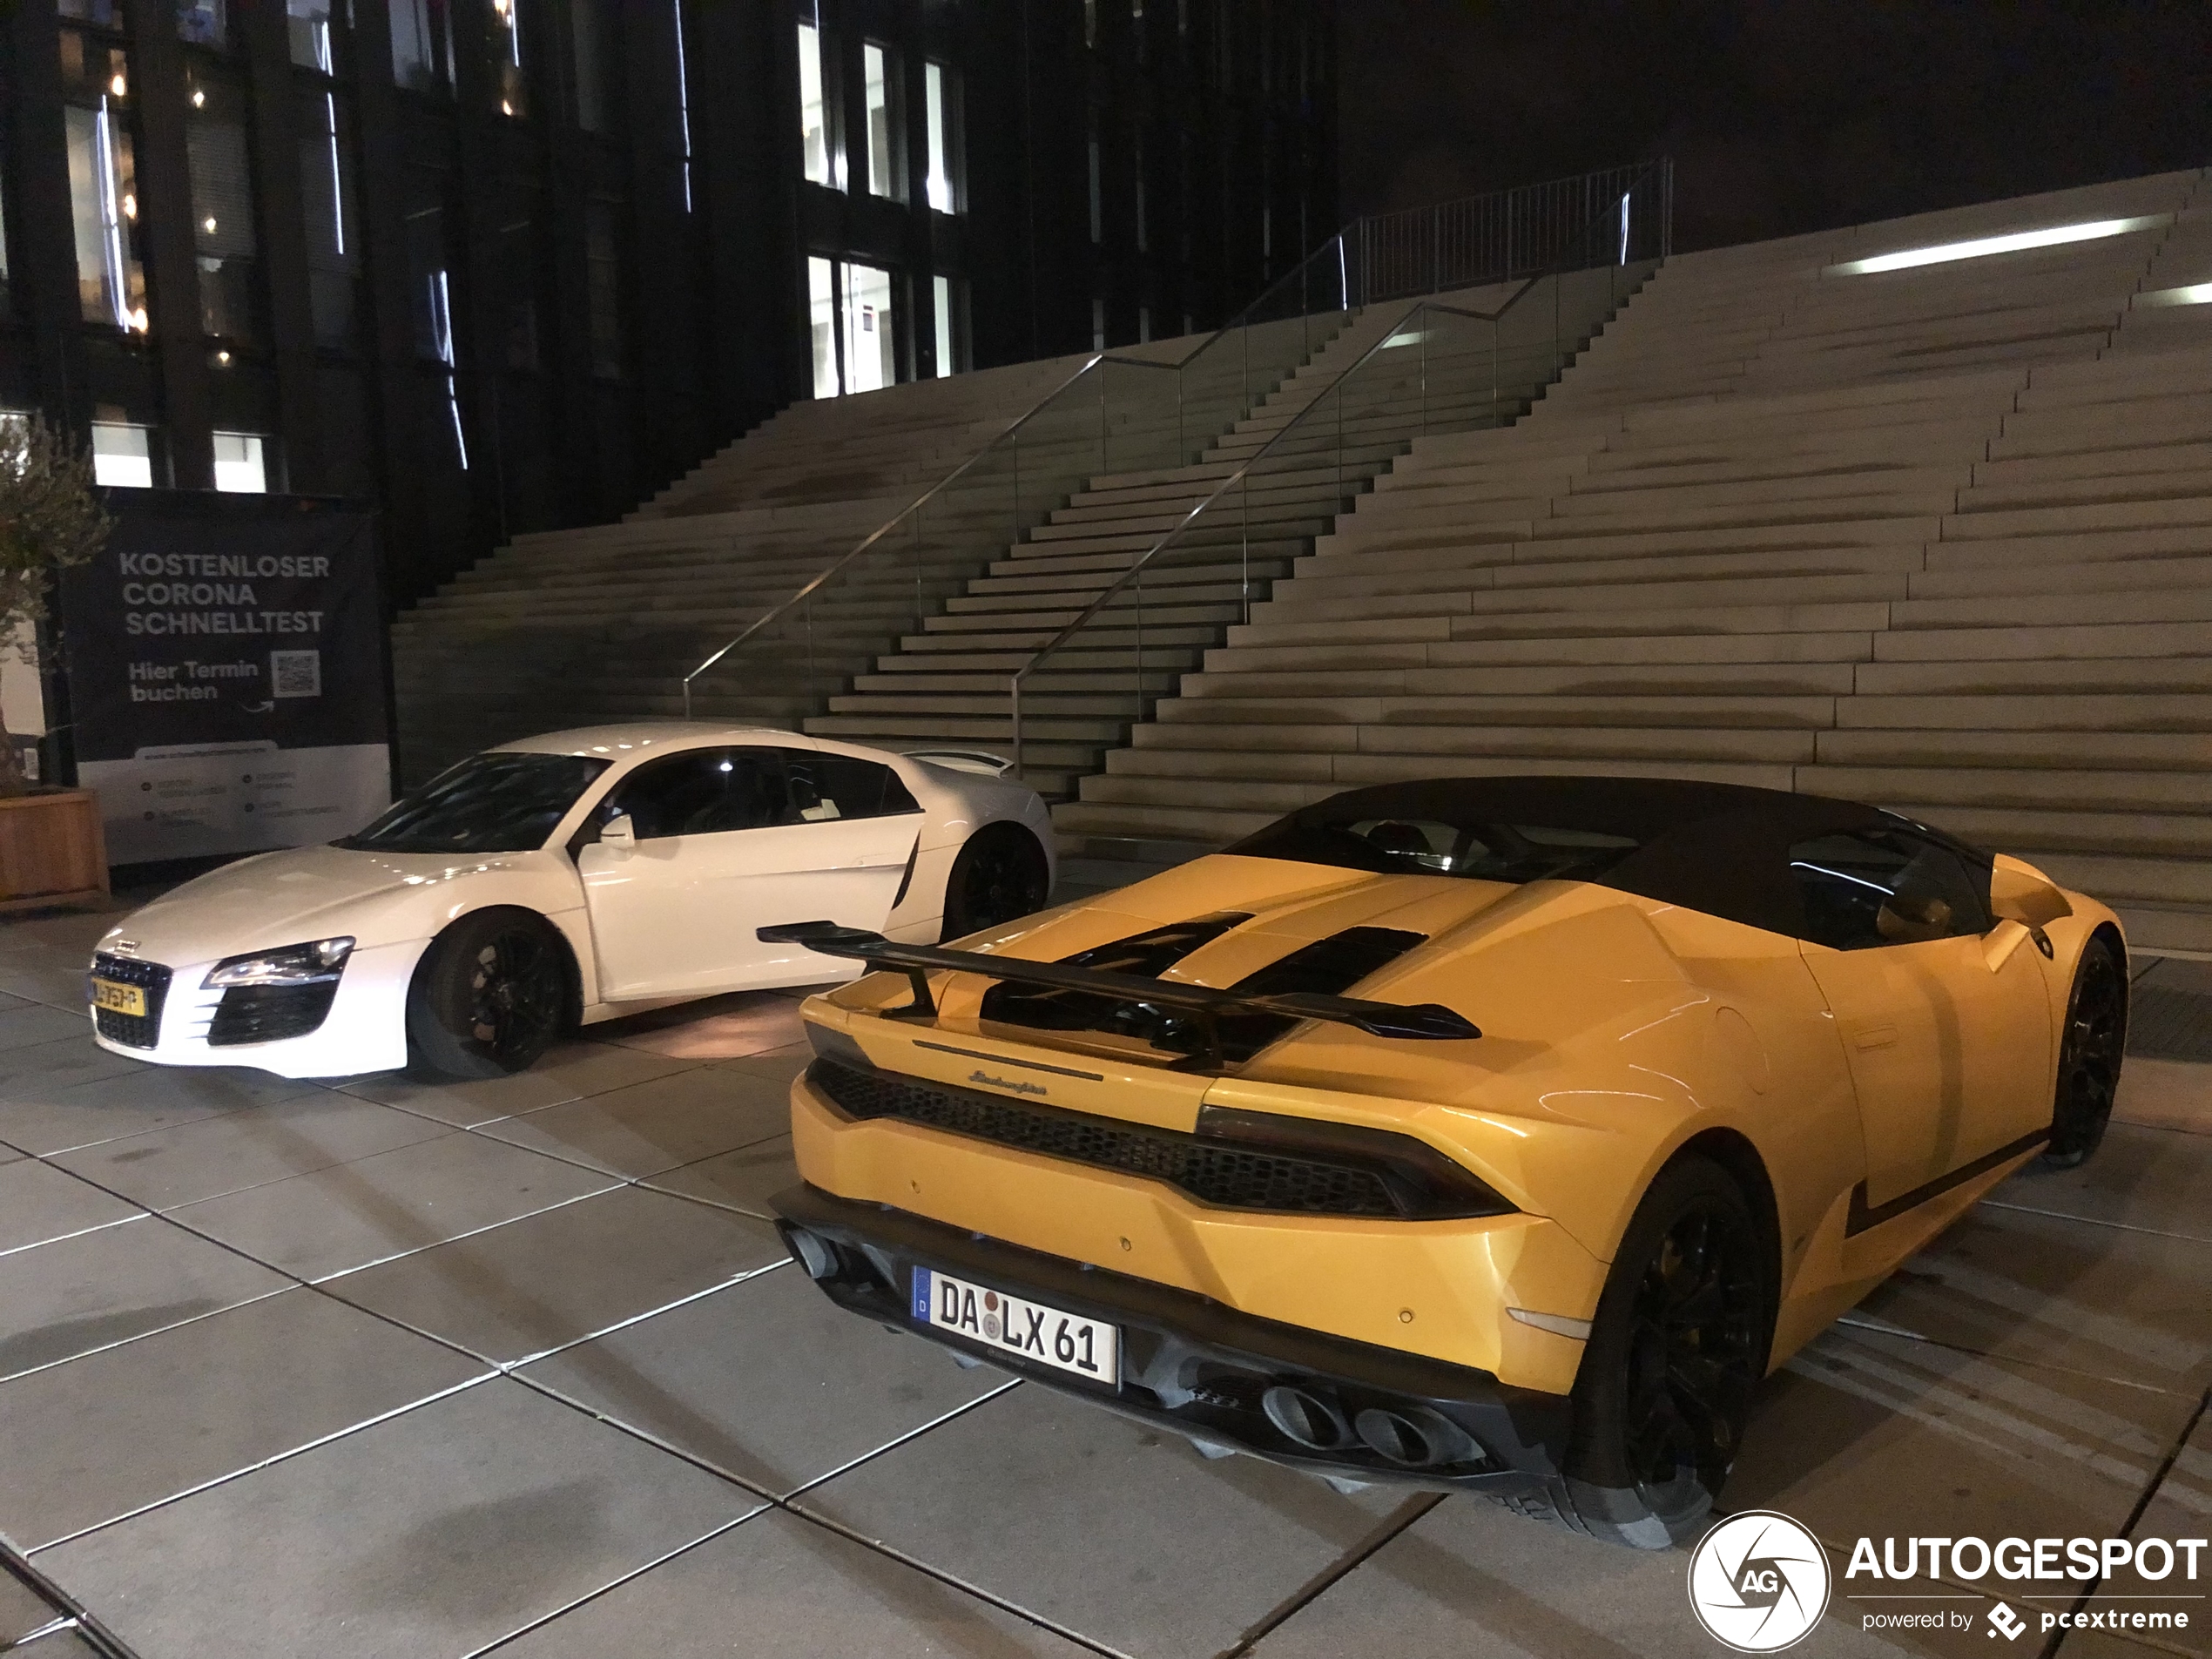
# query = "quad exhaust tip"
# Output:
<box><xmin>1353</xmin><ymin>1406</ymin><xmax>1476</xmax><ymax>1468</ymax></box>
<box><xmin>1261</xmin><ymin>1385</ymin><xmax>1354</xmax><ymax>1451</ymax></box>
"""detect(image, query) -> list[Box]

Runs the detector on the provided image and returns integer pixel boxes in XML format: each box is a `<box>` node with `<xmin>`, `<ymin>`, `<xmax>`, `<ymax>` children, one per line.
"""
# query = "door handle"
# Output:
<box><xmin>1851</xmin><ymin>1024</ymin><xmax>1898</xmax><ymax>1051</ymax></box>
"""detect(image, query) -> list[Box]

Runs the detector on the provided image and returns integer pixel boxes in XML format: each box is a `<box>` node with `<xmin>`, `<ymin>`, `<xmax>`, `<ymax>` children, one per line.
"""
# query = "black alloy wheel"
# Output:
<box><xmin>2043</xmin><ymin>936</ymin><xmax>2126</xmax><ymax>1169</ymax></box>
<box><xmin>1499</xmin><ymin>1156</ymin><xmax>1772</xmax><ymax>1549</ymax></box>
<box><xmin>1617</xmin><ymin>1197</ymin><xmax>1765</xmax><ymax>1511</ymax></box>
<box><xmin>941</xmin><ymin>825</ymin><xmax>1051</xmax><ymax>941</ymax></box>
<box><xmin>407</xmin><ymin>908</ymin><xmax>570</xmax><ymax>1080</ymax></box>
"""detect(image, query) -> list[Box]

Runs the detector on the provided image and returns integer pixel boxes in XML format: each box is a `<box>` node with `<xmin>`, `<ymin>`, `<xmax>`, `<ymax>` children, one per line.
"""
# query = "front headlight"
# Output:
<box><xmin>203</xmin><ymin>937</ymin><xmax>355</xmax><ymax>988</ymax></box>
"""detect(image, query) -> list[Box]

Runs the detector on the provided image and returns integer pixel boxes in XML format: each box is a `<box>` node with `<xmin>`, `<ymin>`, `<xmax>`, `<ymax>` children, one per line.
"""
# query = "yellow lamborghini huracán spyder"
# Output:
<box><xmin>763</xmin><ymin>776</ymin><xmax>2124</xmax><ymax>1548</ymax></box>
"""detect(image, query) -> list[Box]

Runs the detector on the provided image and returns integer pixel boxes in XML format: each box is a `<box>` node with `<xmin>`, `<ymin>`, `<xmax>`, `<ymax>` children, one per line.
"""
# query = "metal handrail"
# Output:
<box><xmin>1008</xmin><ymin>158</ymin><xmax>1672</xmax><ymax>777</ymax></box>
<box><xmin>680</xmin><ymin>347</ymin><xmax>1180</xmax><ymax>716</ymax></box>
<box><xmin>1007</xmin><ymin>294</ymin><xmax>1507</xmax><ymax>778</ymax></box>
<box><xmin>681</xmin><ymin>157</ymin><xmax>1673</xmax><ymax>718</ymax></box>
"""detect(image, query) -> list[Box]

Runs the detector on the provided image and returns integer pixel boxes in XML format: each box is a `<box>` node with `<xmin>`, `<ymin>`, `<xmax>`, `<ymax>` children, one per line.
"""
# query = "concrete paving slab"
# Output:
<box><xmin>641</xmin><ymin>1133</ymin><xmax>799</xmax><ymax>1219</ymax></box>
<box><xmin>0</xmin><ymin>1064</ymin><xmax>327</xmax><ymax>1157</ymax></box>
<box><xmin>0</xmin><ymin>1004</ymin><xmax>95</xmax><ymax>1054</ymax></box>
<box><xmin>0</xmin><ymin>954</ymin><xmax>98</xmax><ymax>1010</ymax></box>
<box><xmin>586</xmin><ymin>990</ymin><xmax>809</xmax><ymax>1061</ymax></box>
<box><xmin>0</xmin><ymin>1161</ymin><xmax>145</xmax><ymax>1255</ymax></box>
<box><xmin>491</xmin><ymin>1507</ymin><xmax>1096</xmax><ymax>1659</ymax></box>
<box><xmin>320</xmin><ymin>1185</ymin><xmax>785</xmax><ymax>1365</ymax></box>
<box><xmin>1990</xmin><ymin>1123</ymin><xmax>2212</xmax><ymax>1244</ymax></box>
<box><xmin>2111</xmin><ymin>1056</ymin><xmax>2212</xmax><ymax>1137</ymax></box>
<box><xmin>337</xmin><ymin>1042</ymin><xmax>702</xmax><ymax>1127</ymax></box>
<box><xmin>166</xmin><ymin>1131</ymin><xmax>619</xmax><ymax>1281</ymax></box>
<box><xmin>0</xmin><ymin>1038</ymin><xmax>145</xmax><ymax>1106</ymax></box>
<box><xmin>0</xmin><ymin>1214</ymin><xmax>291</xmax><ymax>1383</ymax></box>
<box><xmin>476</xmin><ymin>1065</ymin><xmax>792</xmax><ymax>1180</ymax></box>
<box><xmin>518</xmin><ymin>1265</ymin><xmax>1003</xmax><ymax>1498</ymax></box>
<box><xmin>51</xmin><ymin>1093</ymin><xmax>455</xmax><ymax>1210</ymax></box>
<box><xmin>712</xmin><ymin>1044</ymin><xmax>813</xmax><ymax>1086</ymax></box>
<box><xmin>794</xmin><ymin>1382</ymin><xmax>1408</xmax><ymax>1659</ymax></box>
<box><xmin>1730</xmin><ymin>1322</ymin><xmax>2193</xmax><ymax>1554</ymax></box>
<box><xmin>1853</xmin><ymin>1203</ymin><xmax>2212</xmax><ymax>1396</ymax></box>
<box><xmin>37</xmin><ymin>1378</ymin><xmax>762</xmax><ymax>1659</ymax></box>
<box><xmin>2066</xmin><ymin>1405</ymin><xmax>2212</xmax><ymax>1656</ymax></box>
<box><xmin>1245</xmin><ymin>1496</ymin><xmax>1907</xmax><ymax>1659</ymax></box>
<box><xmin>0</xmin><ymin>1287</ymin><xmax>489</xmax><ymax>1551</ymax></box>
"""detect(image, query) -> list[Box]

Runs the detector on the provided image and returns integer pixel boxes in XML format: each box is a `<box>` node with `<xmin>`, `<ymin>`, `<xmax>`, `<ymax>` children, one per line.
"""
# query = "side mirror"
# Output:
<box><xmin>1988</xmin><ymin>855</ymin><xmax>2070</xmax><ymax>961</ymax></box>
<box><xmin>598</xmin><ymin>813</ymin><xmax>637</xmax><ymax>853</ymax></box>
<box><xmin>1990</xmin><ymin>856</ymin><xmax>2072</xmax><ymax>929</ymax></box>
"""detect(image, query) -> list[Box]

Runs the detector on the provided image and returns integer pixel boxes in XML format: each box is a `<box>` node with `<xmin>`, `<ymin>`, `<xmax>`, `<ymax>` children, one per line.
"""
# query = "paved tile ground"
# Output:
<box><xmin>3</xmin><ymin>894</ymin><xmax>2209</xmax><ymax>1657</ymax></box>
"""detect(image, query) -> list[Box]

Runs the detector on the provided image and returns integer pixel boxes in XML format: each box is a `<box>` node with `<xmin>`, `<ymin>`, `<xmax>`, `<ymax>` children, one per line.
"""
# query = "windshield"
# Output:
<box><xmin>1226</xmin><ymin>813</ymin><xmax>1642</xmax><ymax>885</ymax></box>
<box><xmin>336</xmin><ymin>752</ymin><xmax>610</xmax><ymax>855</ymax></box>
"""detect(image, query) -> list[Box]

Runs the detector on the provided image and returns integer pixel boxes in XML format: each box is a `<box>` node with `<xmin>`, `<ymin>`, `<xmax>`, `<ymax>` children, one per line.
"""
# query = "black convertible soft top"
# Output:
<box><xmin>1221</xmin><ymin>775</ymin><xmax>1972</xmax><ymax>940</ymax></box>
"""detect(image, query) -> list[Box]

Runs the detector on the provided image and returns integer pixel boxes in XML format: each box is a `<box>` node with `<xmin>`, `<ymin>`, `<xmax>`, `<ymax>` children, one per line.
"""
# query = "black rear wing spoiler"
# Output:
<box><xmin>757</xmin><ymin>921</ymin><xmax>1481</xmax><ymax>1045</ymax></box>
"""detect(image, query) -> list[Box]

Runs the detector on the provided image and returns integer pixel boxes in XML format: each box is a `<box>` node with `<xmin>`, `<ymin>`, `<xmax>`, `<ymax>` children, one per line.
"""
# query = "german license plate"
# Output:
<box><xmin>913</xmin><ymin>1265</ymin><xmax>1118</xmax><ymax>1386</ymax></box>
<box><xmin>90</xmin><ymin>978</ymin><xmax>146</xmax><ymax>1018</ymax></box>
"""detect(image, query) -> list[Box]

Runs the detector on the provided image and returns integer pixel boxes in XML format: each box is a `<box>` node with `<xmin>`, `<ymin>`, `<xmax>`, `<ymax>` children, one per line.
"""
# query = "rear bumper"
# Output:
<box><xmin>772</xmin><ymin>1181</ymin><xmax>1574</xmax><ymax>1495</ymax></box>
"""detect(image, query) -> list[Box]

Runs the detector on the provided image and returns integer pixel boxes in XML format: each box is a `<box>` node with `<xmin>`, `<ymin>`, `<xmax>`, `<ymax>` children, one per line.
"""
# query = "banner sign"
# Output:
<box><xmin>59</xmin><ymin>499</ymin><xmax>392</xmax><ymax>864</ymax></box>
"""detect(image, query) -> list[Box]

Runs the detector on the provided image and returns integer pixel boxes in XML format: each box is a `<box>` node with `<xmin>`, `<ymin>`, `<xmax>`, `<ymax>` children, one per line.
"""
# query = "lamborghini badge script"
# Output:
<box><xmin>1687</xmin><ymin>1510</ymin><xmax>1831</xmax><ymax>1651</ymax></box>
<box><xmin>970</xmin><ymin>1071</ymin><xmax>1049</xmax><ymax>1097</ymax></box>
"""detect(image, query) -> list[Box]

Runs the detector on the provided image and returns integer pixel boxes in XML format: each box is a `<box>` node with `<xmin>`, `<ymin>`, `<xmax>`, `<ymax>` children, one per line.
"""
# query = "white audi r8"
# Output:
<box><xmin>86</xmin><ymin>725</ymin><xmax>1056</xmax><ymax>1080</ymax></box>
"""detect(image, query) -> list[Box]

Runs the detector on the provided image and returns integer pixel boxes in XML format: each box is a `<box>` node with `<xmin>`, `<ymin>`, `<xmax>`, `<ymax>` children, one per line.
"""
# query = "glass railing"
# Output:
<box><xmin>679</xmin><ymin>158</ymin><xmax>1673</xmax><ymax>729</ymax></box>
<box><xmin>1008</xmin><ymin>161</ymin><xmax>1672</xmax><ymax>779</ymax></box>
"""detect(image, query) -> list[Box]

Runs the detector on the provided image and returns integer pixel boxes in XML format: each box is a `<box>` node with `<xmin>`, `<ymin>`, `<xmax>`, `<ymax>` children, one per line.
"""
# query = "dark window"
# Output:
<box><xmin>602</xmin><ymin>747</ymin><xmax>789</xmax><ymax>840</ymax></box>
<box><xmin>1233</xmin><ymin>812</ymin><xmax>1640</xmax><ymax>885</ymax></box>
<box><xmin>338</xmin><ymin>752</ymin><xmax>610</xmax><ymax>853</ymax></box>
<box><xmin>780</xmin><ymin>749</ymin><xmax>920</xmax><ymax>823</ymax></box>
<box><xmin>297</xmin><ymin>89</ymin><xmax>360</xmax><ymax>347</ymax></box>
<box><xmin>584</xmin><ymin>197</ymin><xmax>622</xmax><ymax>378</ymax></box>
<box><xmin>1789</xmin><ymin>829</ymin><xmax>1992</xmax><ymax>951</ymax></box>
<box><xmin>185</xmin><ymin>73</ymin><xmax>259</xmax><ymax>343</ymax></box>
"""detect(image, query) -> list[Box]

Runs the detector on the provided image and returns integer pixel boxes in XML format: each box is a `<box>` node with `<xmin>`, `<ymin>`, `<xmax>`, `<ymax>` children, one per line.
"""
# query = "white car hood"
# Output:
<box><xmin>100</xmin><ymin>843</ymin><xmax>547</xmax><ymax>967</ymax></box>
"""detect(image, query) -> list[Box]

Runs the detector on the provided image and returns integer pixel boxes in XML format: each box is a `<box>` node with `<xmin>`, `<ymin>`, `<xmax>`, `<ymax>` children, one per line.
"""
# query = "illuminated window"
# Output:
<box><xmin>811</xmin><ymin>256</ymin><xmax>900</xmax><ymax>395</ymax></box>
<box><xmin>863</xmin><ymin>42</ymin><xmax>903</xmax><ymax>200</ymax></box>
<box><xmin>91</xmin><ymin>422</ymin><xmax>153</xmax><ymax>488</ymax></box>
<box><xmin>212</xmin><ymin>432</ymin><xmax>266</xmax><ymax>493</ymax></box>
<box><xmin>798</xmin><ymin>23</ymin><xmax>834</xmax><ymax>187</ymax></box>
<box><xmin>923</xmin><ymin>63</ymin><xmax>962</xmax><ymax>213</ymax></box>
<box><xmin>1831</xmin><ymin>217</ymin><xmax>2169</xmax><ymax>276</ymax></box>
<box><xmin>61</xmin><ymin>42</ymin><xmax>148</xmax><ymax>334</ymax></box>
<box><xmin>932</xmin><ymin>273</ymin><xmax>968</xmax><ymax>377</ymax></box>
<box><xmin>843</xmin><ymin>261</ymin><xmax>894</xmax><ymax>393</ymax></box>
<box><xmin>809</xmin><ymin>255</ymin><xmax>837</xmax><ymax>397</ymax></box>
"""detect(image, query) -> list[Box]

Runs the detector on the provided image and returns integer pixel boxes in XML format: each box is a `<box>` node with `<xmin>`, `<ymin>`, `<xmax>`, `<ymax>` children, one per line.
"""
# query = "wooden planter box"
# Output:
<box><xmin>0</xmin><ymin>788</ymin><xmax>110</xmax><ymax>914</ymax></box>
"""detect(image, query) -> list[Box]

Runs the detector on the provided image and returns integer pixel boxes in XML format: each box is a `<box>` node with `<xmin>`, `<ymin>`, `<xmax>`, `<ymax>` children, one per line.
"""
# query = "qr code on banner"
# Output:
<box><xmin>270</xmin><ymin>649</ymin><xmax>322</xmax><ymax>698</ymax></box>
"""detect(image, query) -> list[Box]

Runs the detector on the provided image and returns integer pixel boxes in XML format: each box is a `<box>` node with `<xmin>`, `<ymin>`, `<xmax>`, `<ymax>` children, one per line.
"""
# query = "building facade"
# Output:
<box><xmin>0</xmin><ymin>0</ymin><xmax>1335</xmax><ymax>604</ymax></box>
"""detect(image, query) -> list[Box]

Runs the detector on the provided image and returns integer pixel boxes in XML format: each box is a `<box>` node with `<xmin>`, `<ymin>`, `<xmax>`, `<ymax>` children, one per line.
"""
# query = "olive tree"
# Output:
<box><xmin>0</xmin><ymin>415</ymin><xmax>111</xmax><ymax>796</ymax></box>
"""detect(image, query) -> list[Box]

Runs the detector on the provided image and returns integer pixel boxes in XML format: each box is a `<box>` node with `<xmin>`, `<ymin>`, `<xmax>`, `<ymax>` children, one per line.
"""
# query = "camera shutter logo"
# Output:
<box><xmin>1686</xmin><ymin>1510</ymin><xmax>1832</xmax><ymax>1652</ymax></box>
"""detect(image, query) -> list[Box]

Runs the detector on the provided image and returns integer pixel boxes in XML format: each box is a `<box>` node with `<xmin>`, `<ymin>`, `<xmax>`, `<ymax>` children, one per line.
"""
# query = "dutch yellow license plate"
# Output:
<box><xmin>91</xmin><ymin>978</ymin><xmax>146</xmax><ymax>1018</ymax></box>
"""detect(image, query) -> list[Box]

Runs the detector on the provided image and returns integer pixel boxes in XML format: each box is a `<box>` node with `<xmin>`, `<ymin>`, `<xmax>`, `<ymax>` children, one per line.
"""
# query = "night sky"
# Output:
<box><xmin>1338</xmin><ymin>2</ymin><xmax>2212</xmax><ymax>251</ymax></box>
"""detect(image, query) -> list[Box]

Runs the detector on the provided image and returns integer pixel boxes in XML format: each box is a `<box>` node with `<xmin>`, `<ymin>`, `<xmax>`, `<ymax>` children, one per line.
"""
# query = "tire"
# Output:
<box><xmin>940</xmin><ymin>824</ymin><xmax>1050</xmax><ymax>941</ymax></box>
<box><xmin>405</xmin><ymin>908</ymin><xmax>570</xmax><ymax>1081</ymax></box>
<box><xmin>2042</xmin><ymin>934</ymin><xmax>2126</xmax><ymax>1170</ymax></box>
<box><xmin>1508</xmin><ymin>1156</ymin><xmax>1773</xmax><ymax>1549</ymax></box>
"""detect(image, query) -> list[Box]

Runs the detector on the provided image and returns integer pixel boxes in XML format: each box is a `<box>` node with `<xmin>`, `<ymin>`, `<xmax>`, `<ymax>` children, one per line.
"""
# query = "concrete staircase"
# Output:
<box><xmin>1056</xmin><ymin>168</ymin><xmax>2212</xmax><ymax>953</ymax></box>
<box><xmin>805</xmin><ymin>266</ymin><xmax>1649</xmax><ymax>797</ymax></box>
